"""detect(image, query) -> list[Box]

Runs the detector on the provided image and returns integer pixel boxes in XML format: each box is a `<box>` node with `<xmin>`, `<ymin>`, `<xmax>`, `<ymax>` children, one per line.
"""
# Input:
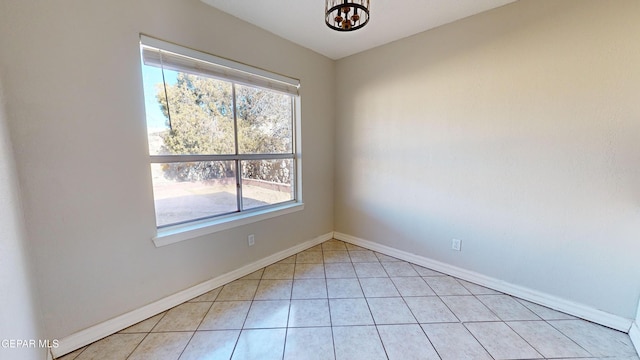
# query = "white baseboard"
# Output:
<box><xmin>52</xmin><ymin>232</ymin><xmax>333</xmax><ymax>359</ymax></box>
<box><xmin>334</xmin><ymin>232</ymin><xmax>633</xmax><ymax>332</ymax></box>
<box><xmin>50</xmin><ymin>230</ymin><xmax>637</xmax><ymax>358</ymax></box>
<box><xmin>630</xmin><ymin>321</ymin><xmax>640</xmax><ymax>355</ymax></box>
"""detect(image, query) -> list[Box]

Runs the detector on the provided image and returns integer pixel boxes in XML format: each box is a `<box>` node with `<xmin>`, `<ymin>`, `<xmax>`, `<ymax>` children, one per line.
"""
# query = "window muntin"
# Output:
<box><xmin>141</xmin><ymin>36</ymin><xmax>300</xmax><ymax>229</ymax></box>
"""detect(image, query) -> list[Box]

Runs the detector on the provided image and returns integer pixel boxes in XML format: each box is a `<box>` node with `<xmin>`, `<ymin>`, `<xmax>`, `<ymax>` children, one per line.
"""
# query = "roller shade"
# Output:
<box><xmin>140</xmin><ymin>35</ymin><xmax>300</xmax><ymax>96</ymax></box>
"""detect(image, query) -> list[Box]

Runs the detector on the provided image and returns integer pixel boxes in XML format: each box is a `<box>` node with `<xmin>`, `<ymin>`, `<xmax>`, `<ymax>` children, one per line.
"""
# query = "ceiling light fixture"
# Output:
<box><xmin>325</xmin><ymin>0</ymin><xmax>370</xmax><ymax>32</ymax></box>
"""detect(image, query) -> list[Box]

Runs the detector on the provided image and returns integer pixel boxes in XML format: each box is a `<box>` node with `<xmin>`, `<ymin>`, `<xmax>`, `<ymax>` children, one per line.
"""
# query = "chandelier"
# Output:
<box><xmin>325</xmin><ymin>0</ymin><xmax>370</xmax><ymax>32</ymax></box>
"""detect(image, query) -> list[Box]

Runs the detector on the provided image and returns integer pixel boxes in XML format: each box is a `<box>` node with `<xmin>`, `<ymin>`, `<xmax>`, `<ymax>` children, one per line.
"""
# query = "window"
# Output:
<box><xmin>140</xmin><ymin>36</ymin><xmax>302</xmax><ymax>244</ymax></box>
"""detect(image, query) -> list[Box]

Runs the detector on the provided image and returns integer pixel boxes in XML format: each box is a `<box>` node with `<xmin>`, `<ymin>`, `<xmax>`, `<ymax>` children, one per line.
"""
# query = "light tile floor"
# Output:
<box><xmin>57</xmin><ymin>239</ymin><xmax>639</xmax><ymax>360</ymax></box>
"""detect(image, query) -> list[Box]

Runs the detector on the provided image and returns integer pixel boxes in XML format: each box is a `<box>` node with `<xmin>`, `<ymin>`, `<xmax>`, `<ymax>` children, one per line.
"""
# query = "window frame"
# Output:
<box><xmin>140</xmin><ymin>35</ymin><xmax>303</xmax><ymax>246</ymax></box>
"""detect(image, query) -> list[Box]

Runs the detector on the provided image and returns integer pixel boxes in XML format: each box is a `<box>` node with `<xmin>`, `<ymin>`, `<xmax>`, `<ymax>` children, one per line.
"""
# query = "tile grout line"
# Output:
<box><xmin>416</xmin><ymin>321</ymin><xmax>444</xmax><ymax>360</ymax></box>
<box><xmin>357</xmin><ymin>249</ymin><xmax>391</xmax><ymax>359</ymax></box>
<box><xmin>545</xmin><ymin>319</ymin><xmax>597</xmax><ymax>358</ymax></box>
<box><xmin>379</xmin><ymin>251</ymin><xmax>491</xmax><ymax>360</ymax></box>
<box><xmin>428</xmin><ymin>276</ymin><xmax>508</xmax><ymax>360</ymax></box>
<box><xmin>228</xmin><ymin>274</ymin><xmax>261</xmax><ymax>359</ymax></box>
<box><xmin>487</xmin><ymin>319</ymin><xmax>543</xmax><ymax>359</ymax></box>
<box><xmin>500</xmin><ymin>320</ymin><xmax>567</xmax><ymax>360</ymax></box>
<box><xmin>322</xmin><ymin>241</ymin><xmax>339</xmax><ymax>360</ymax></box>
<box><xmin>379</xmin><ymin>274</ymin><xmax>408</xmax><ymax>360</ymax></box>
<box><xmin>175</xmin><ymin>295</ymin><xmax>218</xmax><ymax>360</ymax></box>
<box><xmin>280</xmin><ymin>251</ymin><xmax>299</xmax><ymax>360</ymax></box>
<box><xmin>458</xmin><ymin>322</ymin><xmax>498</xmax><ymax>360</ymax></box>
<box><xmin>124</xmin><ymin>308</ymin><xmax>171</xmax><ymax>360</ymax></box>
<box><xmin>475</xmin><ymin>293</ymin><xmax>585</xmax><ymax>359</ymax></box>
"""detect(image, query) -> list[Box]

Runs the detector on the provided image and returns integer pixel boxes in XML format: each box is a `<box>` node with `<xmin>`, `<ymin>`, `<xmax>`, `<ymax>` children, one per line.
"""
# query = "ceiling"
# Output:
<box><xmin>200</xmin><ymin>0</ymin><xmax>518</xmax><ymax>60</ymax></box>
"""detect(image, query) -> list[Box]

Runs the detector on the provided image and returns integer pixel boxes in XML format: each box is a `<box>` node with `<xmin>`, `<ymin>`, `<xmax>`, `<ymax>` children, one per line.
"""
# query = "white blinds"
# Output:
<box><xmin>140</xmin><ymin>35</ymin><xmax>300</xmax><ymax>96</ymax></box>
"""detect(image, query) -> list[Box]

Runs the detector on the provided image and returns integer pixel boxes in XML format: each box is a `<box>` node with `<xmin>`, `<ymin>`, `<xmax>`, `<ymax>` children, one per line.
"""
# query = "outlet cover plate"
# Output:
<box><xmin>451</xmin><ymin>238</ymin><xmax>462</xmax><ymax>251</ymax></box>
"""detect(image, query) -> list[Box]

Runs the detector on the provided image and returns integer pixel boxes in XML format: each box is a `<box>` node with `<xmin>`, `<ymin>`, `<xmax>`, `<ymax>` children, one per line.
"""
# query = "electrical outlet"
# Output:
<box><xmin>451</xmin><ymin>238</ymin><xmax>462</xmax><ymax>251</ymax></box>
<box><xmin>248</xmin><ymin>234</ymin><xmax>255</xmax><ymax>247</ymax></box>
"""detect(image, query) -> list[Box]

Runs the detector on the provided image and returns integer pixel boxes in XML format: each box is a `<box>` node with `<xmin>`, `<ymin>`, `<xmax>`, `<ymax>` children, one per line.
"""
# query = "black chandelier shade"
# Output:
<box><xmin>325</xmin><ymin>0</ymin><xmax>370</xmax><ymax>32</ymax></box>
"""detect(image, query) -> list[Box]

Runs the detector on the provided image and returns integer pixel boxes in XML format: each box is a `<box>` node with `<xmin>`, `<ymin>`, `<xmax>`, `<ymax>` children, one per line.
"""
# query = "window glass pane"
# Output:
<box><xmin>236</xmin><ymin>85</ymin><xmax>293</xmax><ymax>154</ymax></box>
<box><xmin>142</xmin><ymin>64</ymin><xmax>235</xmax><ymax>156</ymax></box>
<box><xmin>241</xmin><ymin>159</ymin><xmax>294</xmax><ymax>210</ymax></box>
<box><xmin>142</xmin><ymin>64</ymin><xmax>171</xmax><ymax>148</ymax></box>
<box><xmin>151</xmin><ymin>161</ymin><xmax>237</xmax><ymax>227</ymax></box>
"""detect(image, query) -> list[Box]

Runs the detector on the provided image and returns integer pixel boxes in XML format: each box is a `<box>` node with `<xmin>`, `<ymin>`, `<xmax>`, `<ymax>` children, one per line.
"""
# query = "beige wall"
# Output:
<box><xmin>335</xmin><ymin>0</ymin><xmax>640</xmax><ymax>318</ymax></box>
<box><xmin>0</xmin><ymin>0</ymin><xmax>334</xmax><ymax>339</ymax></box>
<box><xmin>0</xmin><ymin>76</ymin><xmax>44</xmax><ymax>359</ymax></box>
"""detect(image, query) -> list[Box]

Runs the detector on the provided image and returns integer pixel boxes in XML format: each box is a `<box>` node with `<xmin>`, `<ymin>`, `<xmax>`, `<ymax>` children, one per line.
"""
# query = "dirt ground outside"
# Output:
<box><xmin>152</xmin><ymin>175</ymin><xmax>293</xmax><ymax>227</ymax></box>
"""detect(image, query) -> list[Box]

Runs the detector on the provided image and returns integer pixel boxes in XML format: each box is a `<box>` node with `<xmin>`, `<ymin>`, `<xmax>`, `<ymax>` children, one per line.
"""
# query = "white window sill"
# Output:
<box><xmin>152</xmin><ymin>202</ymin><xmax>304</xmax><ymax>247</ymax></box>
